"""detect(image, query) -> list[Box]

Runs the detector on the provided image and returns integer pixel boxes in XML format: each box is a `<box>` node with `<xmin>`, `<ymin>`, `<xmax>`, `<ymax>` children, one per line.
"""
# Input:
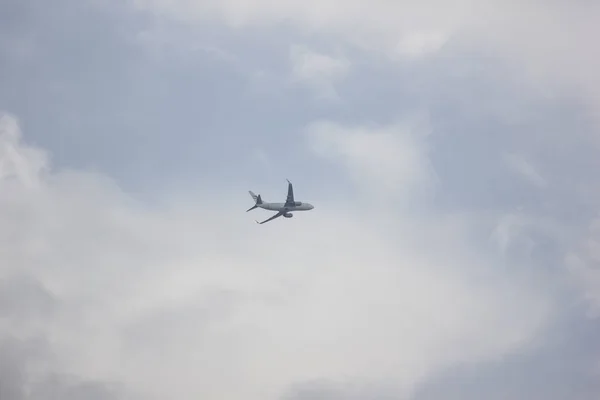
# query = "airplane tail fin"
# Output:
<box><xmin>249</xmin><ymin>191</ymin><xmax>262</xmax><ymax>204</ymax></box>
<box><xmin>247</xmin><ymin>190</ymin><xmax>262</xmax><ymax>212</ymax></box>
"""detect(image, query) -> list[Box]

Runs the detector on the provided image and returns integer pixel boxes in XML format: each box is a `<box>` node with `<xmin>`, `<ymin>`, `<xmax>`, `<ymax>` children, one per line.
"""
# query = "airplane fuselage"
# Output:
<box><xmin>258</xmin><ymin>202</ymin><xmax>314</xmax><ymax>212</ymax></box>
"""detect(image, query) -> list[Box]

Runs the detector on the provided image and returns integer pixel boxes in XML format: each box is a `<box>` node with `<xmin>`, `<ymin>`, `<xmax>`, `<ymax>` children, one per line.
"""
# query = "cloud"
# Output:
<box><xmin>132</xmin><ymin>0</ymin><xmax>600</xmax><ymax>121</ymax></box>
<box><xmin>566</xmin><ymin>218</ymin><xmax>600</xmax><ymax>317</ymax></box>
<box><xmin>504</xmin><ymin>153</ymin><xmax>547</xmax><ymax>188</ymax></box>
<box><xmin>0</xmin><ymin>111</ymin><xmax>555</xmax><ymax>399</ymax></box>
<box><xmin>0</xmin><ymin>114</ymin><xmax>48</xmax><ymax>188</ymax></box>
<box><xmin>305</xmin><ymin>117</ymin><xmax>438</xmax><ymax>206</ymax></box>
<box><xmin>0</xmin><ymin>264</ymin><xmax>123</xmax><ymax>400</ymax></box>
<box><xmin>394</xmin><ymin>30</ymin><xmax>448</xmax><ymax>59</ymax></box>
<box><xmin>3</xmin><ymin>1</ymin><xmax>599</xmax><ymax>399</ymax></box>
<box><xmin>131</xmin><ymin>0</ymin><xmax>466</xmax><ymax>49</ymax></box>
<box><xmin>411</xmin><ymin>310</ymin><xmax>600</xmax><ymax>400</ymax></box>
<box><xmin>289</xmin><ymin>45</ymin><xmax>350</xmax><ymax>101</ymax></box>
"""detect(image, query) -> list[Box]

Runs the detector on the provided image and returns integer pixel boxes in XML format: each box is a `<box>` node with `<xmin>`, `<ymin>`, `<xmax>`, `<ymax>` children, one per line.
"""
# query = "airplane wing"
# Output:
<box><xmin>285</xmin><ymin>179</ymin><xmax>294</xmax><ymax>207</ymax></box>
<box><xmin>256</xmin><ymin>211</ymin><xmax>284</xmax><ymax>225</ymax></box>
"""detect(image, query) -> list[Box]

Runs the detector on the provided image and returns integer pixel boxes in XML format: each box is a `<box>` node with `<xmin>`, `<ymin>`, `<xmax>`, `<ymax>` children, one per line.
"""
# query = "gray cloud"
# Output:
<box><xmin>0</xmin><ymin>110</ymin><xmax>558</xmax><ymax>399</ymax></box>
<box><xmin>413</xmin><ymin>311</ymin><xmax>600</xmax><ymax>400</ymax></box>
<box><xmin>0</xmin><ymin>340</ymin><xmax>123</xmax><ymax>400</ymax></box>
<box><xmin>0</xmin><ymin>275</ymin><xmax>123</xmax><ymax>400</ymax></box>
<box><xmin>1</xmin><ymin>1</ymin><xmax>600</xmax><ymax>399</ymax></box>
<box><xmin>282</xmin><ymin>313</ymin><xmax>600</xmax><ymax>400</ymax></box>
<box><xmin>0</xmin><ymin>274</ymin><xmax>56</xmax><ymax>323</ymax></box>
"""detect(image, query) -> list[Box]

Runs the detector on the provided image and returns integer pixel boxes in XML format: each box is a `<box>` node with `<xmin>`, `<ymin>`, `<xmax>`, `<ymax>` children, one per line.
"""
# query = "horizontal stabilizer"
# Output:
<box><xmin>247</xmin><ymin>190</ymin><xmax>262</xmax><ymax>212</ymax></box>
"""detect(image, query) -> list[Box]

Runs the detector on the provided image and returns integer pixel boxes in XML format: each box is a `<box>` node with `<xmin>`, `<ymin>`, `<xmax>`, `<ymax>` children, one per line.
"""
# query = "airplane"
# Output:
<box><xmin>247</xmin><ymin>179</ymin><xmax>314</xmax><ymax>224</ymax></box>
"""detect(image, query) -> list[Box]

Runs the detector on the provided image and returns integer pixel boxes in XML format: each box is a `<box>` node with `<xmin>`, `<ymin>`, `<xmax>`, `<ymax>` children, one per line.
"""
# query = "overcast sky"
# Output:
<box><xmin>1</xmin><ymin>0</ymin><xmax>600</xmax><ymax>399</ymax></box>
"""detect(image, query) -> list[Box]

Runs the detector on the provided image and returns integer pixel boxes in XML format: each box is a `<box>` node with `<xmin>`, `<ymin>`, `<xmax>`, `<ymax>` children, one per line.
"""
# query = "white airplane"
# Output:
<box><xmin>247</xmin><ymin>179</ymin><xmax>314</xmax><ymax>224</ymax></box>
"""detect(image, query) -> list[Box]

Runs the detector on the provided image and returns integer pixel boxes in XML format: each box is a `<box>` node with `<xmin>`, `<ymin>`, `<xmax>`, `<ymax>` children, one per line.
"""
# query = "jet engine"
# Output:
<box><xmin>294</xmin><ymin>201</ymin><xmax>302</xmax><ymax>206</ymax></box>
<box><xmin>283</xmin><ymin>212</ymin><xmax>293</xmax><ymax>218</ymax></box>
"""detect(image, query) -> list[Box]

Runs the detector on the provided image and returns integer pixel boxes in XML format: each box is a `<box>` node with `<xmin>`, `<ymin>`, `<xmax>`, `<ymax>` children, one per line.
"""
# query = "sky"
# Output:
<box><xmin>1</xmin><ymin>0</ymin><xmax>600</xmax><ymax>399</ymax></box>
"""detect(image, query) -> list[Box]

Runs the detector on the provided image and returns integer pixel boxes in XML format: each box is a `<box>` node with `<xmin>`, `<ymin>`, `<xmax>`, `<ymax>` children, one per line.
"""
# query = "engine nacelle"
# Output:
<box><xmin>283</xmin><ymin>212</ymin><xmax>293</xmax><ymax>218</ymax></box>
<box><xmin>293</xmin><ymin>201</ymin><xmax>302</xmax><ymax>206</ymax></box>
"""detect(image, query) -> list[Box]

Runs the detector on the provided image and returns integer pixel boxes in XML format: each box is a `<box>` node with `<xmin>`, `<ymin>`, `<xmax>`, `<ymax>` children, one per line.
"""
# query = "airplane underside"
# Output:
<box><xmin>247</xmin><ymin>180</ymin><xmax>314</xmax><ymax>224</ymax></box>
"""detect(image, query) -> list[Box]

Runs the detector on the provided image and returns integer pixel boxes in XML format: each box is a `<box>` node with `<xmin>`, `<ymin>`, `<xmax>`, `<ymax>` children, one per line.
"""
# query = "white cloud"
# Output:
<box><xmin>305</xmin><ymin>118</ymin><xmax>437</xmax><ymax>203</ymax></box>
<box><xmin>0</xmin><ymin>113</ymin><xmax>48</xmax><ymax>188</ymax></box>
<box><xmin>394</xmin><ymin>30</ymin><xmax>448</xmax><ymax>59</ymax></box>
<box><xmin>289</xmin><ymin>45</ymin><xmax>350</xmax><ymax>101</ymax></box>
<box><xmin>566</xmin><ymin>217</ymin><xmax>600</xmax><ymax>317</ymax></box>
<box><xmin>3</xmin><ymin>1</ymin><xmax>599</xmax><ymax>397</ymax></box>
<box><xmin>0</xmin><ymin>112</ymin><xmax>555</xmax><ymax>399</ymax></box>
<box><xmin>504</xmin><ymin>153</ymin><xmax>547</xmax><ymax>188</ymax></box>
<box><xmin>131</xmin><ymin>0</ymin><xmax>467</xmax><ymax>46</ymax></box>
<box><xmin>289</xmin><ymin>45</ymin><xmax>349</xmax><ymax>82</ymax></box>
<box><xmin>132</xmin><ymin>0</ymin><xmax>600</xmax><ymax>123</ymax></box>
